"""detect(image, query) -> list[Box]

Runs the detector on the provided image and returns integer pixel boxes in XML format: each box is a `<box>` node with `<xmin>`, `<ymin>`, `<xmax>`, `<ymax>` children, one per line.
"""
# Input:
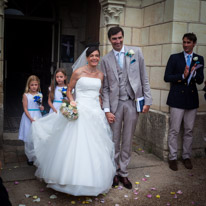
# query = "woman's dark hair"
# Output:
<box><xmin>182</xmin><ymin>33</ymin><xmax>197</xmax><ymax>43</ymax></box>
<box><xmin>86</xmin><ymin>46</ymin><xmax>100</xmax><ymax>57</ymax></box>
<box><xmin>108</xmin><ymin>26</ymin><xmax>124</xmax><ymax>39</ymax></box>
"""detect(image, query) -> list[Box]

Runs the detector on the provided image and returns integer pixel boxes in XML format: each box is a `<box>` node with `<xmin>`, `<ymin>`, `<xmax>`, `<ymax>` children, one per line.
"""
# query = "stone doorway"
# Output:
<box><xmin>4</xmin><ymin>0</ymin><xmax>56</xmax><ymax>132</ymax></box>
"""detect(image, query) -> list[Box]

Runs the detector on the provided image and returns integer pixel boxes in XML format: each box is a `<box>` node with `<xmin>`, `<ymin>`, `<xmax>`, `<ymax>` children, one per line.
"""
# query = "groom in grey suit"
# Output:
<box><xmin>101</xmin><ymin>27</ymin><xmax>152</xmax><ymax>189</ymax></box>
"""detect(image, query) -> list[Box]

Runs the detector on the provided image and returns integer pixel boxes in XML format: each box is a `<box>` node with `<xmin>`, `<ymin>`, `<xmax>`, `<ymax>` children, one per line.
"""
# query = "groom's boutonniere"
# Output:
<box><xmin>125</xmin><ymin>49</ymin><xmax>135</xmax><ymax>58</ymax></box>
<box><xmin>126</xmin><ymin>49</ymin><xmax>136</xmax><ymax>64</ymax></box>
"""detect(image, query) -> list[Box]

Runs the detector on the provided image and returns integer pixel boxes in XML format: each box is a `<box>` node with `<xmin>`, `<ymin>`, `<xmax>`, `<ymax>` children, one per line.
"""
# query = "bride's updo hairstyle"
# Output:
<box><xmin>86</xmin><ymin>46</ymin><xmax>100</xmax><ymax>57</ymax></box>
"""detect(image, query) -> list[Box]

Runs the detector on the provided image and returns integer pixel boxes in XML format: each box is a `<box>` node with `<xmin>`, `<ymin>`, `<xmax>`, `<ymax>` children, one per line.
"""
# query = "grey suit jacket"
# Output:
<box><xmin>100</xmin><ymin>46</ymin><xmax>152</xmax><ymax>114</ymax></box>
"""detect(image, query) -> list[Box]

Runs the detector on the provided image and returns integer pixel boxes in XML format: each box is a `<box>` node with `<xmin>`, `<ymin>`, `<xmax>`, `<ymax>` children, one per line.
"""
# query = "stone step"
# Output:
<box><xmin>3</xmin><ymin>132</ymin><xmax>24</xmax><ymax>146</ymax></box>
<box><xmin>1</xmin><ymin>166</ymin><xmax>36</xmax><ymax>182</ymax></box>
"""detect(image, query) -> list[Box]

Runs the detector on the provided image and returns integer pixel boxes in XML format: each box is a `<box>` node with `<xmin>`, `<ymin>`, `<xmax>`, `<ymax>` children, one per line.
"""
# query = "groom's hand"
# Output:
<box><xmin>105</xmin><ymin>112</ymin><xmax>115</xmax><ymax>124</ymax></box>
<box><xmin>142</xmin><ymin>105</ymin><xmax>150</xmax><ymax>113</ymax></box>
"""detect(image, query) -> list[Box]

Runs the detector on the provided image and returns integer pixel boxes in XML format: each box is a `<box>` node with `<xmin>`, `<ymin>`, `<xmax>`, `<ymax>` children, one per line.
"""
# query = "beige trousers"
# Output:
<box><xmin>168</xmin><ymin>107</ymin><xmax>197</xmax><ymax>160</ymax></box>
<box><xmin>111</xmin><ymin>99</ymin><xmax>138</xmax><ymax>177</ymax></box>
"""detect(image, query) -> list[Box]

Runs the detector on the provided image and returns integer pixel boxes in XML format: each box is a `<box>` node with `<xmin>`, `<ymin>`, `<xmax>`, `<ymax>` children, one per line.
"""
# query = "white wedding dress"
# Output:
<box><xmin>25</xmin><ymin>77</ymin><xmax>116</xmax><ymax>196</ymax></box>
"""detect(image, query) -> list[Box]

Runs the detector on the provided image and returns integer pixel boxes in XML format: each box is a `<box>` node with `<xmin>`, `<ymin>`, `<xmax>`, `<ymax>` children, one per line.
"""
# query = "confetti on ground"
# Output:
<box><xmin>147</xmin><ymin>194</ymin><xmax>152</xmax><ymax>198</ymax></box>
<box><xmin>33</xmin><ymin>198</ymin><xmax>40</xmax><ymax>202</ymax></box>
<box><xmin>138</xmin><ymin>148</ymin><xmax>142</xmax><ymax>151</ymax></box>
<box><xmin>19</xmin><ymin>205</ymin><xmax>26</xmax><ymax>206</ymax></box>
<box><xmin>170</xmin><ymin>192</ymin><xmax>175</xmax><ymax>195</ymax></box>
<box><xmin>135</xmin><ymin>182</ymin><xmax>140</xmax><ymax>184</ymax></box>
<box><xmin>100</xmin><ymin>199</ymin><xmax>105</xmax><ymax>203</ymax></box>
<box><xmin>13</xmin><ymin>166</ymin><xmax>19</xmax><ymax>169</ymax></box>
<box><xmin>71</xmin><ymin>201</ymin><xmax>76</xmax><ymax>204</ymax></box>
<box><xmin>156</xmin><ymin>195</ymin><xmax>160</xmax><ymax>198</ymax></box>
<box><xmin>115</xmin><ymin>204</ymin><xmax>120</xmax><ymax>206</ymax></box>
<box><xmin>118</xmin><ymin>186</ymin><xmax>123</xmax><ymax>190</ymax></box>
<box><xmin>40</xmin><ymin>188</ymin><xmax>44</xmax><ymax>192</ymax></box>
<box><xmin>145</xmin><ymin>175</ymin><xmax>150</xmax><ymax>178</ymax></box>
<box><xmin>95</xmin><ymin>198</ymin><xmax>98</xmax><ymax>201</ymax></box>
<box><xmin>134</xmin><ymin>187</ymin><xmax>139</xmax><ymax>190</ymax></box>
<box><xmin>177</xmin><ymin>190</ymin><xmax>183</xmax><ymax>194</ymax></box>
<box><xmin>124</xmin><ymin>195</ymin><xmax>128</xmax><ymax>198</ymax></box>
<box><xmin>151</xmin><ymin>187</ymin><xmax>156</xmax><ymax>191</ymax></box>
<box><xmin>50</xmin><ymin>194</ymin><xmax>57</xmax><ymax>199</ymax></box>
<box><xmin>174</xmin><ymin>194</ymin><xmax>178</xmax><ymax>199</ymax></box>
<box><xmin>166</xmin><ymin>203</ymin><xmax>171</xmax><ymax>206</ymax></box>
<box><xmin>33</xmin><ymin>196</ymin><xmax>38</xmax><ymax>199</ymax></box>
<box><xmin>14</xmin><ymin>181</ymin><xmax>19</xmax><ymax>185</ymax></box>
<box><xmin>48</xmin><ymin>201</ymin><xmax>51</xmax><ymax>204</ymax></box>
<box><xmin>86</xmin><ymin>198</ymin><xmax>92</xmax><ymax>203</ymax></box>
<box><xmin>142</xmin><ymin>178</ymin><xmax>147</xmax><ymax>181</ymax></box>
<box><xmin>141</xmin><ymin>150</ymin><xmax>144</xmax><ymax>152</ymax></box>
<box><xmin>134</xmin><ymin>197</ymin><xmax>138</xmax><ymax>200</ymax></box>
<box><xmin>24</xmin><ymin>194</ymin><xmax>31</xmax><ymax>198</ymax></box>
<box><xmin>134</xmin><ymin>192</ymin><xmax>138</xmax><ymax>195</ymax></box>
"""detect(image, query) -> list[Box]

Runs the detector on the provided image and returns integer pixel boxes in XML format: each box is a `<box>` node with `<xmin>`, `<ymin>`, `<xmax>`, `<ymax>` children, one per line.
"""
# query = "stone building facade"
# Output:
<box><xmin>0</xmin><ymin>0</ymin><xmax>205</xmax><ymax>160</ymax></box>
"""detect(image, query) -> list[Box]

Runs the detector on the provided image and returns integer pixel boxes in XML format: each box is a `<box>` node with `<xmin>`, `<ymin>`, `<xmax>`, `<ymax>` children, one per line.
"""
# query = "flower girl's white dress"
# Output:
<box><xmin>25</xmin><ymin>77</ymin><xmax>115</xmax><ymax>196</ymax></box>
<box><xmin>49</xmin><ymin>86</ymin><xmax>67</xmax><ymax>113</ymax></box>
<box><xmin>19</xmin><ymin>93</ymin><xmax>42</xmax><ymax>142</ymax></box>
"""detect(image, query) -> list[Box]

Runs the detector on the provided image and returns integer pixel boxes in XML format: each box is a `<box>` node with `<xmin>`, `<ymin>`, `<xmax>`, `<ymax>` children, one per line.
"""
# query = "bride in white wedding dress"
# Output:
<box><xmin>25</xmin><ymin>47</ymin><xmax>116</xmax><ymax>196</ymax></box>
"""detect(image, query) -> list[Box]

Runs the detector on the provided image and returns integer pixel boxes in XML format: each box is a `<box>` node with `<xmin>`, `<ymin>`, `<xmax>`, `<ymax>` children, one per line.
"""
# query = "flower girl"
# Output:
<box><xmin>18</xmin><ymin>75</ymin><xmax>44</xmax><ymax>165</ymax></box>
<box><xmin>48</xmin><ymin>68</ymin><xmax>68</xmax><ymax>113</ymax></box>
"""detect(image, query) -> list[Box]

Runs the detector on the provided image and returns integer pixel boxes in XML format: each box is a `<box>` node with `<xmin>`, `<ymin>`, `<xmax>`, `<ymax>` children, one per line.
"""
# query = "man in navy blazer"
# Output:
<box><xmin>164</xmin><ymin>33</ymin><xmax>204</xmax><ymax>171</ymax></box>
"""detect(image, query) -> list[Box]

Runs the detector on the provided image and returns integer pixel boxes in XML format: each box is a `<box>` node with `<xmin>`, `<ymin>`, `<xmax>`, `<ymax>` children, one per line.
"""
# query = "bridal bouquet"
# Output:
<box><xmin>60</xmin><ymin>100</ymin><xmax>78</xmax><ymax>120</ymax></box>
<box><xmin>33</xmin><ymin>93</ymin><xmax>43</xmax><ymax>106</ymax></box>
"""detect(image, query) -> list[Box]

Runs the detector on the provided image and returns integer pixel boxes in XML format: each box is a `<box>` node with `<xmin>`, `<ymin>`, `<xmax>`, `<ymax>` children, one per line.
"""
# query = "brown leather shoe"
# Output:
<box><xmin>182</xmin><ymin>158</ymin><xmax>193</xmax><ymax>169</ymax></box>
<box><xmin>168</xmin><ymin>160</ymin><xmax>178</xmax><ymax>171</ymax></box>
<box><xmin>119</xmin><ymin>176</ymin><xmax>132</xmax><ymax>189</ymax></box>
<box><xmin>112</xmin><ymin>175</ymin><xmax>119</xmax><ymax>187</ymax></box>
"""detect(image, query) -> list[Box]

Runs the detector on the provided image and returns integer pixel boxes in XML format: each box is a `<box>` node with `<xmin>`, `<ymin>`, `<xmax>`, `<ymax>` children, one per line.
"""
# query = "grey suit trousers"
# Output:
<box><xmin>168</xmin><ymin>107</ymin><xmax>197</xmax><ymax>160</ymax></box>
<box><xmin>111</xmin><ymin>99</ymin><xmax>138</xmax><ymax>177</ymax></box>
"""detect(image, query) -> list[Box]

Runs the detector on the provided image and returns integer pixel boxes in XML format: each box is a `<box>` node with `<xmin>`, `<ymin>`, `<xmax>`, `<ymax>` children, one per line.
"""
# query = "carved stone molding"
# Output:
<box><xmin>100</xmin><ymin>0</ymin><xmax>126</xmax><ymax>26</ymax></box>
<box><xmin>0</xmin><ymin>0</ymin><xmax>7</xmax><ymax>16</ymax></box>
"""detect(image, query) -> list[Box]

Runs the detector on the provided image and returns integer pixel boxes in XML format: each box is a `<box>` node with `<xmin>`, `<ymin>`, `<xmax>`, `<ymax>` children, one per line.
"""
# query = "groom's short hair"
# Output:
<box><xmin>108</xmin><ymin>27</ymin><xmax>124</xmax><ymax>39</ymax></box>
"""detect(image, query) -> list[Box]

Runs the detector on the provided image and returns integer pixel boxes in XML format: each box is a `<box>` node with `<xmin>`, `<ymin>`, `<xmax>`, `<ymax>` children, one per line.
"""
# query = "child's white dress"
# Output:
<box><xmin>49</xmin><ymin>86</ymin><xmax>67</xmax><ymax>113</ymax></box>
<box><xmin>18</xmin><ymin>93</ymin><xmax>42</xmax><ymax>142</ymax></box>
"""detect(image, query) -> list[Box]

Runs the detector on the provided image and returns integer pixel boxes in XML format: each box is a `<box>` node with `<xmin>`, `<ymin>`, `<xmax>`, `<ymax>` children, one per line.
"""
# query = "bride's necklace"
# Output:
<box><xmin>86</xmin><ymin>66</ymin><xmax>97</xmax><ymax>73</ymax></box>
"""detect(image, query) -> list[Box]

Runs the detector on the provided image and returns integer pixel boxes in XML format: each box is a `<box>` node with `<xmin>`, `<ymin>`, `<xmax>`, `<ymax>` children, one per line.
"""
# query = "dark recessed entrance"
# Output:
<box><xmin>4</xmin><ymin>0</ymin><xmax>56</xmax><ymax>132</ymax></box>
<box><xmin>4</xmin><ymin>19</ymin><xmax>53</xmax><ymax>132</ymax></box>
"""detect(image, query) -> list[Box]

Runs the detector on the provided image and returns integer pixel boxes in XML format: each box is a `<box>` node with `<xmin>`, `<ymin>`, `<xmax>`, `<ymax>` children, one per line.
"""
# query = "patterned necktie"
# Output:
<box><xmin>186</xmin><ymin>54</ymin><xmax>191</xmax><ymax>68</ymax></box>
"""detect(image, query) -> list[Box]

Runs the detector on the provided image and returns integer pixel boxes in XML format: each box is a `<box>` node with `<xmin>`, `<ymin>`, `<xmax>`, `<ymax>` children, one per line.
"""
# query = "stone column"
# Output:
<box><xmin>0</xmin><ymin>0</ymin><xmax>6</xmax><ymax>147</ymax></box>
<box><xmin>99</xmin><ymin>0</ymin><xmax>126</xmax><ymax>55</ymax></box>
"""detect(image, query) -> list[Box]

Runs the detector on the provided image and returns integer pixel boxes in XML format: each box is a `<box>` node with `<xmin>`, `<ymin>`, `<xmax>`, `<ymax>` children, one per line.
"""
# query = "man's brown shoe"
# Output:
<box><xmin>119</xmin><ymin>176</ymin><xmax>132</xmax><ymax>189</ymax></box>
<box><xmin>168</xmin><ymin>160</ymin><xmax>178</xmax><ymax>171</ymax></box>
<box><xmin>112</xmin><ymin>175</ymin><xmax>119</xmax><ymax>187</ymax></box>
<box><xmin>182</xmin><ymin>158</ymin><xmax>193</xmax><ymax>169</ymax></box>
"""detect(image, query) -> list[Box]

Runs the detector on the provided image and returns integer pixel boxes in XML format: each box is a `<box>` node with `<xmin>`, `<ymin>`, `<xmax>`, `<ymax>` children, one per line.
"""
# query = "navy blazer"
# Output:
<box><xmin>164</xmin><ymin>52</ymin><xmax>204</xmax><ymax>109</ymax></box>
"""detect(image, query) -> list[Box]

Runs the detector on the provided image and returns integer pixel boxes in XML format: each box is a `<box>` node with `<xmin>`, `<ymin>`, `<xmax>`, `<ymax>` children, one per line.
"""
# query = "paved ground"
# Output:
<box><xmin>0</xmin><ymin>133</ymin><xmax>206</xmax><ymax>206</ymax></box>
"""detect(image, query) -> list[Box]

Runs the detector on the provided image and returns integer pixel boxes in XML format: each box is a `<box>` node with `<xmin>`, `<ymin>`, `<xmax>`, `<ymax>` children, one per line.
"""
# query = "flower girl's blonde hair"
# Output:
<box><xmin>24</xmin><ymin>75</ymin><xmax>41</xmax><ymax>93</ymax></box>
